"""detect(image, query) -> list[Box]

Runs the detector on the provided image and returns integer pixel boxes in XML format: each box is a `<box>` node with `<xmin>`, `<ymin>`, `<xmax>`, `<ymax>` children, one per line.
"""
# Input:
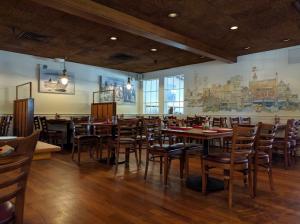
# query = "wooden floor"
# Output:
<box><xmin>23</xmin><ymin>151</ymin><xmax>300</xmax><ymax>224</ymax></box>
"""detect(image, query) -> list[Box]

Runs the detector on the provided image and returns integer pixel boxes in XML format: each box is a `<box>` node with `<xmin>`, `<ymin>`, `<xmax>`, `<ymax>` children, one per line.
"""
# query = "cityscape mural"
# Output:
<box><xmin>185</xmin><ymin>67</ymin><xmax>300</xmax><ymax>112</ymax></box>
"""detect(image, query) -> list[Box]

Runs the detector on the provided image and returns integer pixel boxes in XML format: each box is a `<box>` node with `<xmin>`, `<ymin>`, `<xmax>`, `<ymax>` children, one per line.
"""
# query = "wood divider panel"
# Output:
<box><xmin>13</xmin><ymin>98</ymin><xmax>34</xmax><ymax>137</ymax></box>
<box><xmin>91</xmin><ymin>102</ymin><xmax>116</xmax><ymax>121</ymax></box>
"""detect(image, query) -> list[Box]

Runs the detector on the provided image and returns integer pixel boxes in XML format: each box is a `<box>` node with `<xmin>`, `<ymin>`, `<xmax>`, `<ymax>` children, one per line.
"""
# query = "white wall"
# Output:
<box><xmin>0</xmin><ymin>50</ymin><xmax>140</xmax><ymax>116</ymax></box>
<box><xmin>143</xmin><ymin>45</ymin><xmax>300</xmax><ymax>123</ymax></box>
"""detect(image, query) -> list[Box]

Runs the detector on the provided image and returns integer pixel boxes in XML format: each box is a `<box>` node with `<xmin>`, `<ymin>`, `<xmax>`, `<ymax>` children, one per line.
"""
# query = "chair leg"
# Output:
<box><xmin>228</xmin><ymin>169</ymin><xmax>234</xmax><ymax>208</ymax></box>
<box><xmin>114</xmin><ymin>147</ymin><xmax>119</xmax><ymax>174</ymax></box>
<box><xmin>180</xmin><ymin>153</ymin><xmax>185</xmax><ymax>179</ymax></box>
<box><xmin>144</xmin><ymin>150</ymin><xmax>149</xmax><ymax>180</ymax></box>
<box><xmin>284</xmin><ymin>147</ymin><xmax>288</xmax><ymax>169</ymax></box>
<box><xmin>72</xmin><ymin>142</ymin><xmax>75</xmax><ymax>160</ymax></box>
<box><xmin>164</xmin><ymin>154</ymin><xmax>169</xmax><ymax>185</ymax></box>
<box><xmin>159</xmin><ymin>156</ymin><xmax>163</xmax><ymax>174</ymax></box>
<box><xmin>77</xmin><ymin>144</ymin><xmax>81</xmax><ymax>166</ymax></box>
<box><xmin>202</xmin><ymin>163</ymin><xmax>208</xmax><ymax>195</ymax></box>
<box><xmin>185</xmin><ymin>153</ymin><xmax>190</xmax><ymax>177</ymax></box>
<box><xmin>138</xmin><ymin>141</ymin><xmax>142</xmax><ymax>166</ymax></box>
<box><xmin>134</xmin><ymin>149</ymin><xmax>139</xmax><ymax>169</ymax></box>
<box><xmin>268</xmin><ymin>164</ymin><xmax>274</xmax><ymax>191</ymax></box>
<box><xmin>248</xmin><ymin>160</ymin><xmax>254</xmax><ymax>198</ymax></box>
<box><xmin>253</xmin><ymin>159</ymin><xmax>258</xmax><ymax>197</ymax></box>
<box><xmin>15</xmin><ymin>190</ymin><xmax>25</xmax><ymax>224</ymax></box>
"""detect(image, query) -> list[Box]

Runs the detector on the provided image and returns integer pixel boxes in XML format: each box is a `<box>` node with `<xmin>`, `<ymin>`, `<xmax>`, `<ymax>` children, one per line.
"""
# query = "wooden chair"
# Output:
<box><xmin>135</xmin><ymin>118</ymin><xmax>148</xmax><ymax>166</ymax></box>
<box><xmin>39</xmin><ymin>116</ymin><xmax>64</xmax><ymax>148</ymax></box>
<box><xmin>240</xmin><ymin>117</ymin><xmax>251</xmax><ymax>125</ymax></box>
<box><xmin>0</xmin><ymin>116</ymin><xmax>12</xmax><ymax>136</ymax></box>
<box><xmin>71</xmin><ymin>118</ymin><xmax>99</xmax><ymax>165</ymax></box>
<box><xmin>144</xmin><ymin>118</ymin><xmax>185</xmax><ymax>185</ymax></box>
<box><xmin>220</xmin><ymin>117</ymin><xmax>228</xmax><ymax>128</ymax></box>
<box><xmin>212</xmin><ymin>117</ymin><xmax>222</xmax><ymax>127</ymax></box>
<box><xmin>0</xmin><ymin>131</ymin><xmax>39</xmax><ymax>224</ymax></box>
<box><xmin>202</xmin><ymin>125</ymin><xmax>257</xmax><ymax>208</ymax></box>
<box><xmin>273</xmin><ymin>119</ymin><xmax>294</xmax><ymax>169</ymax></box>
<box><xmin>113</xmin><ymin>119</ymin><xmax>139</xmax><ymax>172</ymax></box>
<box><xmin>230</xmin><ymin>117</ymin><xmax>240</xmax><ymax>127</ymax></box>
<box><xmin>224</xmin><ymin>117</ymin><xmax>241</xmax><ymax>149</ymax></box>
<box><xmin>253</xmin><ymin>123</ymin><xmax>277</xmax><ymax>196</ymax></box>
<box><xmin>33</xmin><ymin>116</ymin><xmax>41</xmax><ymax>131</ymax></box>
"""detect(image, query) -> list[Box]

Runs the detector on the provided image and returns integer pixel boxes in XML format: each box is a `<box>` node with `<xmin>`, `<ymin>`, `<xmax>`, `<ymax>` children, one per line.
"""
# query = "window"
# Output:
<box><xmin>164</xmin><ymin>75</ymin><xmax>184</xmax><ymax>114</ymax></box>
<box><xmin>143</xmin><ymin>79</ymin><xmax>159</xmax><ymax>114</ymax></box>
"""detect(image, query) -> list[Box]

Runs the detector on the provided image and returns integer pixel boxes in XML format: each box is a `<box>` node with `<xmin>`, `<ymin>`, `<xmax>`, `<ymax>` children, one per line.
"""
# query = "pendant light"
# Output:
<box><xmin>60</xmin><ymin>59</ymin><xmax>69</xmax><ymax>85</ymax></box>
<box><xmin>126</xmin><ymin>77</ymin><xmax>132</xmax><ymax>90</ymax></box>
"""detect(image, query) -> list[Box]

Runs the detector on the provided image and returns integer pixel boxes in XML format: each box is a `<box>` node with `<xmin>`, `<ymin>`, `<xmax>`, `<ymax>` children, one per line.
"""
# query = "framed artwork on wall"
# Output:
<box><xmin>99</xmin><ymin>76</ymin><xmax>136</xmax><ymax>104</ymax></box>
<box><xmin>38</xmin><ymin>64</ymin><xmax>75</xmax><ymax>95</ymax></box>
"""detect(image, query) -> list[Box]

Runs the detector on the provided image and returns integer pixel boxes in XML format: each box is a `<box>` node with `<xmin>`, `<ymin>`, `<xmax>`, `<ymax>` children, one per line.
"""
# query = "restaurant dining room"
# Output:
<box><xmin>1</xmin><ymin>0</ymin><xmax>300</xmax><ymax>223</ymax></box>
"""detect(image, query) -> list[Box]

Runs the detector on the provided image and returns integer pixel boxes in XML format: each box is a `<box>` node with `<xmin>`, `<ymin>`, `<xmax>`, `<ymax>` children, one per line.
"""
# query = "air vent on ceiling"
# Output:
<box><xmin>16</xmin><ymin>31</ymin><xmax>50</xmax><ymax>43</ymax></box>
<box><xmin>110</xmin><ymin>53</ymin><xmax>137</xmax><ymax>61</ymax></box>
<box><xmin>293</xmin><ymin>0</ymin><xmax>300</xmax><ymax>13</ymax></box>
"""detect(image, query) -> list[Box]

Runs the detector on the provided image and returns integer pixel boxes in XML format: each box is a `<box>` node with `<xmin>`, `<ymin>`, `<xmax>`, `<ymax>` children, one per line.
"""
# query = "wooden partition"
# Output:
<box><xmin>13</xmin><ymin>82</ymin><xmax>34</xmax><ymax>137</ymax></box>
<box><xmin>91</xmin><ymin>102</ymin><xmax>116</xmax><ymax>121</ymax></box>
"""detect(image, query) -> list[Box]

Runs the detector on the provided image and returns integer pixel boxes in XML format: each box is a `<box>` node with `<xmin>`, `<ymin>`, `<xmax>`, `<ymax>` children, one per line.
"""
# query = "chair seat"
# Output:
<box><xmin>204</xmin><ymin>152</ymin><xmax>248</xmax><ymax>164</ymax></box>
<box><xmin>151</xmin><ymin>143</ymin><xmax>184</xmax><ymax>151</ymax></box>
<box><xmin>184</xmin><ymin>143</ymin><xmax>203</xmax><ymax>150</ymax></box>
<box><xmin>0</xmin><ymin>201</ymin><xmax>14</xmax><ymax>224</ymax></box>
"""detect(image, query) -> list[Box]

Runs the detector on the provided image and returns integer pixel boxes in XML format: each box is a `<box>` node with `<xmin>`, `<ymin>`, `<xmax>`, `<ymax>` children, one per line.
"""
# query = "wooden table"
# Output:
<box><xmin>34</xmin><ymin>141</ymin><xmax>61</xmax><ymax>160</ymax></box>
<box><xmin>0</xmin><ymin>137</ymin><xmax>61</xmax><ymax>160</ymax></box>
<box><xmin>162</xmin><ymin>127</ymin><xmax>233</xmax><ymax>192</ymax></box>
<box><xmin>47</xmin><ymin>119</ymin><xmax>73</xmax><ymax>149</ymax></box>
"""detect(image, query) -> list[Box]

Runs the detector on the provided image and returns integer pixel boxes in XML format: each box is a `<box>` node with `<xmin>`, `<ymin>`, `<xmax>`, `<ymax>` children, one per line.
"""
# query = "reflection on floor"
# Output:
<box><xmin>24</xmin><ymin>151</ymin><xmax>300</xmax><ymax>224</ymax></box>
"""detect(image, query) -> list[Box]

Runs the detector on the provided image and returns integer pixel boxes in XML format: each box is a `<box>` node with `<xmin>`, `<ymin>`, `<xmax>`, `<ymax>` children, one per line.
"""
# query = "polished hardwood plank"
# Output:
<box><xmin>23</xmin><ymin>152</ymin><xmax>300</xmax><ymax>224</ymax></box>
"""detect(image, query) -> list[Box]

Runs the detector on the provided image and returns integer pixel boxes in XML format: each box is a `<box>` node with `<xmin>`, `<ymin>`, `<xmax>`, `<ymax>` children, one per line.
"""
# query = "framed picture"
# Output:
<box><xmin>38</xmin><ymin>64</ymin><xmax>75</xmax><ymax>94</ymax></box>
<box><xmin>99</xmin><ymin>76</ymin><xmax>136</xmax><ymax>104</ymax></box>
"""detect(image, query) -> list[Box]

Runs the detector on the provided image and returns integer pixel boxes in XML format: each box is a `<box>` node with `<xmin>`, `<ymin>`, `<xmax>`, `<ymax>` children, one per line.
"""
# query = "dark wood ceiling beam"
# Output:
<box><xmin>30</xmin><ymin>0</ymin><xmax>237</xmax><ymax>63</ymax></box>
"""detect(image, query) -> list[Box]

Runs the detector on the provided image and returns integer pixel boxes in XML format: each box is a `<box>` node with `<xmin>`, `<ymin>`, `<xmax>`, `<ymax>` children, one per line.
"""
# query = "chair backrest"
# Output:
<box><xmin>33</xmin><ymin>116</ymin><xmax>41</xmax><ymax>130</ymax></box>
<box><xmin>117</xmin><ymin>119</ymin><xmax>138</xmax><ymax>140</ymax></box>
<box><xmin>39</xmin><ymin>116</ymin><xmax>49</xmax><ymax>132</ymax></box>
<box><xmin>285</xmin><ymin>119</ymin><xmax>295</xmax><ymax>142</ymax></box>
<box><xmin>231</xmin><ymin>125</ymin><xmax>257</xmax><ymax>162</ymax></box>
<box><xmin>255</xmin><ymin>122</ymin><xmax>277</xmax><ymax>155</ymax></box>
<box><xmin>71</xmin><ymin>117</ymin><xmax>90</xmax><ymax>136</ymax></box>
<box><xmin>212</xmin><ymin>117</ymin><xmax>222</xmax><ymax>127</ymax></box>
<box><xmin>0</xmin><ymin>116</ymin><xmax>13</xmax><ymax>136</ymax></box>
<box><xmin>143</xmin><ymin>117</ymin><xmax>162</xmax><ymax>146</ymax></box>
<box><xmin>230</xmin><ymin>117</ymin><xmax>240</xmax><ymax>127</ymax></box>
<box><xmin>197</xmin><ymin>116</ymin><xmax>206</xmax><ymax>125</ymax></box>
<box><xmin>240</xmin><ymin>117</ymin><xmax>251</xmax><ymax>125</ymax></box>
<box><xmin>220</xmin><ymin>117</ymin><xmax>228</xmax><ymax>128</ymax></box>
<box><xmin>0</xmin><ymin>131</ymin><xmax>39</xmax><ymax>223</ymax></box>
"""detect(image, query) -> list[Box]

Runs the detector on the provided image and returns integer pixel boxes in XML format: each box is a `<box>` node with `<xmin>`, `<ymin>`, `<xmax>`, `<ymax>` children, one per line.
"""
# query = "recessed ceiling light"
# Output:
<box><xmin>168</xmin><ymin>12</ymin><xmax>178</xmax><ymax>18</ymax></box>
<box><xmin>283</xmin><ymin>38</ymin><xmax>290</xmax><ymax>42</ymax></box>
<box><xmin>230</xmin><ymin>26</ymin><xmax>238</xmax><ymax>30</ymax></box>
<box><xmin>150</xmin><ymin>48</ymin><xmax>158</xmax><ymax>52</ymax></box>
<box><xmin>244</xmin><ymin>46</ymin><xmax>251</xmax><ymax>50</ymax></box>
<box><xmin>110</xmin><ymin>36</ymin><xmax>118</xmax><ymax>40</ymax></box>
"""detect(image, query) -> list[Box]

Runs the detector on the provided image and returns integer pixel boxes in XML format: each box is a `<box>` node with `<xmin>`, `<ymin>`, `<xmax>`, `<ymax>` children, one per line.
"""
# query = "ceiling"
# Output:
<box><xmin>0</xmin><ymin>0</ymin><xmax>299</xmax><ymax>73</ymax></box>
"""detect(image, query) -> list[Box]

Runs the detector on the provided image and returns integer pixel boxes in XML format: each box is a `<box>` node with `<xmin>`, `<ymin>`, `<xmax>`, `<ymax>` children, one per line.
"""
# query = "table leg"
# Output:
<box><xmin>185</xmin><ymin>139</ymin><xmax>224</xmax><ymax>192</ymax></box>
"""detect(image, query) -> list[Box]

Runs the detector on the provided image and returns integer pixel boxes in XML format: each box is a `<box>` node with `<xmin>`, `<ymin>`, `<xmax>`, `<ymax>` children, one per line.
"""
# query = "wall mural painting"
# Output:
<box><xmin>99</xmin><ymin>76</ymin><xmax>136</xmax><ymax>104</ymax></box>
<box><xmin>185</xmin><ymin>67</ymin><xmax>300</xmax><ymax>112</ymax></box>
<box><xmin>39</xmin><ymin>64</ymin><xmax>75</xmax><ymax>95</ymax></box>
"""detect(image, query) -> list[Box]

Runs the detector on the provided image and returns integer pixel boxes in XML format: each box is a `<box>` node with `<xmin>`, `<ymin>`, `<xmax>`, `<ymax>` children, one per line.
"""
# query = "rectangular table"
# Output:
<box><xmin>0</xmin><ymin>137</ymin><xmax>61</xmax><ymax>160</ymax></box>
<box><xmin>162</xmin><ymin>127</ymin><xmax>233</xmax><ymax>192</ymax></box>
